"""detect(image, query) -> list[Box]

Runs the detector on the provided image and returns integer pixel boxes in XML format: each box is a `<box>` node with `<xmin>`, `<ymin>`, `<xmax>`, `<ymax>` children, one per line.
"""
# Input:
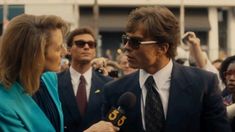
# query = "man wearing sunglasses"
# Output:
<box><xmin>57</xmin><ymin>27</ymin><xmax>112</xmax><ymax>132</ymax></box>
<box><xmin>102</xmin><ymin>6</ymin><xmax>231</xmax><ymax>132</ymax></box>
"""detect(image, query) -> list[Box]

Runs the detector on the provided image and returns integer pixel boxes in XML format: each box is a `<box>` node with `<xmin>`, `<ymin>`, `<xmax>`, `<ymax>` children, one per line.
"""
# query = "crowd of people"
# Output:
<box><xmin>0</xmin><ymin>5</ymin><xmax>235</xmax><ymax>132</ymax></box>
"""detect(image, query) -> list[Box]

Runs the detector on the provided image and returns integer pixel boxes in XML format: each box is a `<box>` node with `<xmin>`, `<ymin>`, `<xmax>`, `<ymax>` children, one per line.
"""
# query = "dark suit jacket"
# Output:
<box><xmin>58</xmin><ymin>69</ymin><xmax>112</xmax><ymax>132</ymax></box>
<box><xmin>103</xmin><ymin>62</ymin><xmax>231</xmax><ymax>132</ymax></box>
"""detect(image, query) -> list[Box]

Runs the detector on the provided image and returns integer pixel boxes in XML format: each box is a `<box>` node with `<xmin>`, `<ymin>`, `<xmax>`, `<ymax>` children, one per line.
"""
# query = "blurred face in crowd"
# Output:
<box><xmin>118</xmin><ymin>55</ymin><xmax>136</xmax><ymax>75</ymax></box>
<box><xmin>44</xmin><ymin>29</ymin><xmax>64</xmax><ymax>72</ymax></box>
<box><xmin>225</xmin><ymin>62</ymin><xmax>235</xmax><ymax>93</ymax></box>
<box><xmin>70</xmin><ymin>34</ymin><xmax>96</xmax><ymax>64</ymax></box>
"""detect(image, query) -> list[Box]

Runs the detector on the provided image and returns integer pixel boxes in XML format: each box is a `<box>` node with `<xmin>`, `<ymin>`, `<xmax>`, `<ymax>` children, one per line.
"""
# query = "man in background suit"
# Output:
<box><xmin>58</xmin><ymin>27</ymin><xmax>112</xmax><ymax>132</ymax></box>
<box><xmin>102</xmin><ymin>6</ymin><xmax>231</xmax><ymax>132</ymax></box>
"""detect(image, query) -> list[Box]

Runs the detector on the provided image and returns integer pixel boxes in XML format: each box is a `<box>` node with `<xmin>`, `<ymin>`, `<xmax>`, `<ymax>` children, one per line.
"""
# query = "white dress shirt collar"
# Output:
<box><xmin>139</xmin><ymin>59</ymin><xmax>173</xmax><ymax>91</ymax></box>
<box><xmin>69</xmin><ymin>66</ymin><xmax>92</xmax><ymax>99</ymax></box>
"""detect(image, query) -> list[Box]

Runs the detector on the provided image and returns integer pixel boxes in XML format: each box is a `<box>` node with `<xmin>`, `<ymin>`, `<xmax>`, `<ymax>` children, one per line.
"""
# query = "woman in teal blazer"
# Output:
<box><xmin>0</xmin><ymin>72</ymin><xmax>63</xmax><ymax>132</ymax></box>
<box><xmin>0</xmin><ymin>14</ymin><xmax>69</xmax><ymax>132</ymax></box>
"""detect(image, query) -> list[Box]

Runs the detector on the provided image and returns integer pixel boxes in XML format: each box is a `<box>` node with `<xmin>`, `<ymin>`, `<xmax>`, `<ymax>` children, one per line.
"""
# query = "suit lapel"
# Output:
<box><xmin>87</xmin><ymin>72</ymin><xmax>102</xmax><ymax>112</ymax></box>
<box><xmin>15</xmin><ymin>82</ymin><xmax>55</xmax><ymax>130</ymax></box>
<box><xmin>165</xmin><ymin>63</ymin><xmax>194</xmax><ymax>130</ymax></box>
<box><xmin>127</xmin><ymin>71</ymin><xmax>144</xmax><ymax>131</ymax></box>
<box><xmin>41</xmin><ymin>73</ymin><xmax>64</xmax><ymax>131</ymax></box>
<box><xmin>60</xmin><ymin>70</ymin><xmax>82</xmax><ymax>122</ymax></box>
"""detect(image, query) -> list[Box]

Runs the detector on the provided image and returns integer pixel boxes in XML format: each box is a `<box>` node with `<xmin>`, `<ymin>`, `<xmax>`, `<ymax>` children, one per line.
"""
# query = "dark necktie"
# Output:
<box><xmin>76</xmin><ymin>75</ymin><xmax>87</xmax><ymax>117</ymax></box>
<box><xmin>144</xmin><ymin>76</ymin><xmax>165</xmax><ymax>132</ymax></box>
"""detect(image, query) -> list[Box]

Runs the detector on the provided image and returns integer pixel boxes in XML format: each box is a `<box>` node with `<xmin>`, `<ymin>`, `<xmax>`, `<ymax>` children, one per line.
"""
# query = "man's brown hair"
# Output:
<box><xmin>66</xmin><ymin>27</ymin><xmax>95</xmax><ymax>48</ymax></box>
<box><xmin>126</xmin><ymin>6</ymin><xmax>180</xmax><ymax>58</ymax></box>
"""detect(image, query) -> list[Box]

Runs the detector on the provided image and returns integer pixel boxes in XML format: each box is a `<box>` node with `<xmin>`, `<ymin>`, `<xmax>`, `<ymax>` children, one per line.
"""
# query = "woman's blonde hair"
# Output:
<box><xmin>0</xmin><ymin>14</ymin><xmax>69</xmax><ymax>94</ymax></box>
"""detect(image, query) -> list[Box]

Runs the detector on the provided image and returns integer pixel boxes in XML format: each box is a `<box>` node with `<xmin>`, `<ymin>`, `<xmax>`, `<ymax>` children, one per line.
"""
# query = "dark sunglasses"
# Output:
<box><xmin>74</xmin><ymin>40</ymin><xmax>96</xmax><ymax>48</ymax></box>
<box><xmin>224</xmin><ymin>70</ymin><xmax>235</xmax><ymax>77</ymax></box>
<box><xmin>122</xmin><ymin>34</ymin><xmax>158</xmax><ymax>49</ymax></box>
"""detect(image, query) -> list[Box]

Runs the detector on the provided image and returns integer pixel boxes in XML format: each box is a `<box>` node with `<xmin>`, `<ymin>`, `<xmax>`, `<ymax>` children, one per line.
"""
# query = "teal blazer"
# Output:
<box><xmin>0</xmin><ymin>72</ymin><xmax>63</xmax><ymax>132</ymax></box>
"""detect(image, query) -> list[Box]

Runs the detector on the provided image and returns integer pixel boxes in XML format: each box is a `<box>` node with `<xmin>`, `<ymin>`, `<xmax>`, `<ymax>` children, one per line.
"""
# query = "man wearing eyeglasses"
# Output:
<box><xmin>102</xmin><ymin>6</ymin><xmax>231</xmax><ymax>132</ymax></box>
<box><xmin>57</xmin><ymin>27</ymin><xmax>112</xmax><ymax>132</ymax></box>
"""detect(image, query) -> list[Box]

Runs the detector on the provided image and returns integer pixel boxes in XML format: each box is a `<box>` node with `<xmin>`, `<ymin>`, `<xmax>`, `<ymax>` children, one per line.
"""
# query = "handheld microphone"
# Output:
<box><xmin>106</xmin><ymin>92</ymin><xmax>136</xmax><ymax>127</ymax></box>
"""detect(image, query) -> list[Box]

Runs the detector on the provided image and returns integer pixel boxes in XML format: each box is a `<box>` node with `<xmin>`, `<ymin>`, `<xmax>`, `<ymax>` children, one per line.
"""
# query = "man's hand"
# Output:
<box><xmin>183</xmin><ymin>31</ymin><xmax>200</xmax><ymax>47</ymax></box>
<box><xmin>84</xmin><ymin>121</ymin><xmax>119</xmax><ymax>132</ymax></box>
<box><xmin>91</xmin><ymin>57</ymin><xmax>109</xmax><ymax>76</ymax></box>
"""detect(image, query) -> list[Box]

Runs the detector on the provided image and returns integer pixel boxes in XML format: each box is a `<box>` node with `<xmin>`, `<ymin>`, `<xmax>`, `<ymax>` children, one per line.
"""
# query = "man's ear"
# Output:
<box><xmin>158</xmin><ymin>43</ymin><xmax>169</xmax><ymax>54</ymax></box>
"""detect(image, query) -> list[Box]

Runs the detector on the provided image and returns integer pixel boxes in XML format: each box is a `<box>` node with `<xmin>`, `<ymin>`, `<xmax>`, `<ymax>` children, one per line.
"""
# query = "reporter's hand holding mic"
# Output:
<box><xmin>84</xmin><ymin>121</ymin><xmax>119</xmax><ymax>132</ymax></box>
<box><xmin>105</xmin><ymin>92</ymin><xmax>136</xmax><ymax>129</ymax></box>
<box><xmin>84</xmin><ymin>92</ymin><xmax>136</xmax><ymax>132</ymax></box>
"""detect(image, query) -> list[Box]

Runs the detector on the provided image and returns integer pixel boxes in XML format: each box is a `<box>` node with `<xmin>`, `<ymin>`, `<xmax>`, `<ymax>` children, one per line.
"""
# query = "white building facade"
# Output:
<box><xmin>1</xmin><ymin>0</ymin><xmax>235</xmax><ymax>60</ymax></box>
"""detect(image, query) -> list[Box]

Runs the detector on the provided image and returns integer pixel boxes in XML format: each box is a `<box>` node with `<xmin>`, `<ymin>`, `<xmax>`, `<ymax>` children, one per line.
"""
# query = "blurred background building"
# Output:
<box><xmin>1</xmin><ymin>0</ymin><xmax>235</xmax><ymax>61</ymax></box>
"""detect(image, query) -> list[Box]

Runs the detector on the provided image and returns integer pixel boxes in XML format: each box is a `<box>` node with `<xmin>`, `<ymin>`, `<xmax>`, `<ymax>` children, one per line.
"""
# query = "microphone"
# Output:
<box><xmin>106</xmin><ymin>92</ymin><xmax>136</xmax><ymax>127</ymax></box>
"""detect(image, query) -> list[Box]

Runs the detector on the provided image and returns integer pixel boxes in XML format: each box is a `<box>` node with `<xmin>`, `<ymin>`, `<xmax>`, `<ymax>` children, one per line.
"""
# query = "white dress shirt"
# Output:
<box><xmin>139</xmin><ymin>59</ymin><xmax>173</xmax><ymax>129</ymax></box>
<box><xmin>69</xmin><ymin>66</ymin><xmax>92</xmax><ymax>101</ymax></box>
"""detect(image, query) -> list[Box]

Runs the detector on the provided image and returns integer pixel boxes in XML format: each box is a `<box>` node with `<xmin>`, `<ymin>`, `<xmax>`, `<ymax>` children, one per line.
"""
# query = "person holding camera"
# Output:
<box><xmin>57</xmin><ymin>27</ymin><xmax>113</xmax><ymax>132</ymax></box>
<box><xmin>91</xmin><ymin>57</ymin><xmax>109</xmax><ymax>76</ymax></box>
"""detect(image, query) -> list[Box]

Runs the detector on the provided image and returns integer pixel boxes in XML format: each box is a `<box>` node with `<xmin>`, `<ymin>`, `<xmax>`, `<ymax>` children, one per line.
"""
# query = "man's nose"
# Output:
<box><xmin>123</xmin><ymin>42</ymin><xmax>132</xmax><ymax>53</ymax></box>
